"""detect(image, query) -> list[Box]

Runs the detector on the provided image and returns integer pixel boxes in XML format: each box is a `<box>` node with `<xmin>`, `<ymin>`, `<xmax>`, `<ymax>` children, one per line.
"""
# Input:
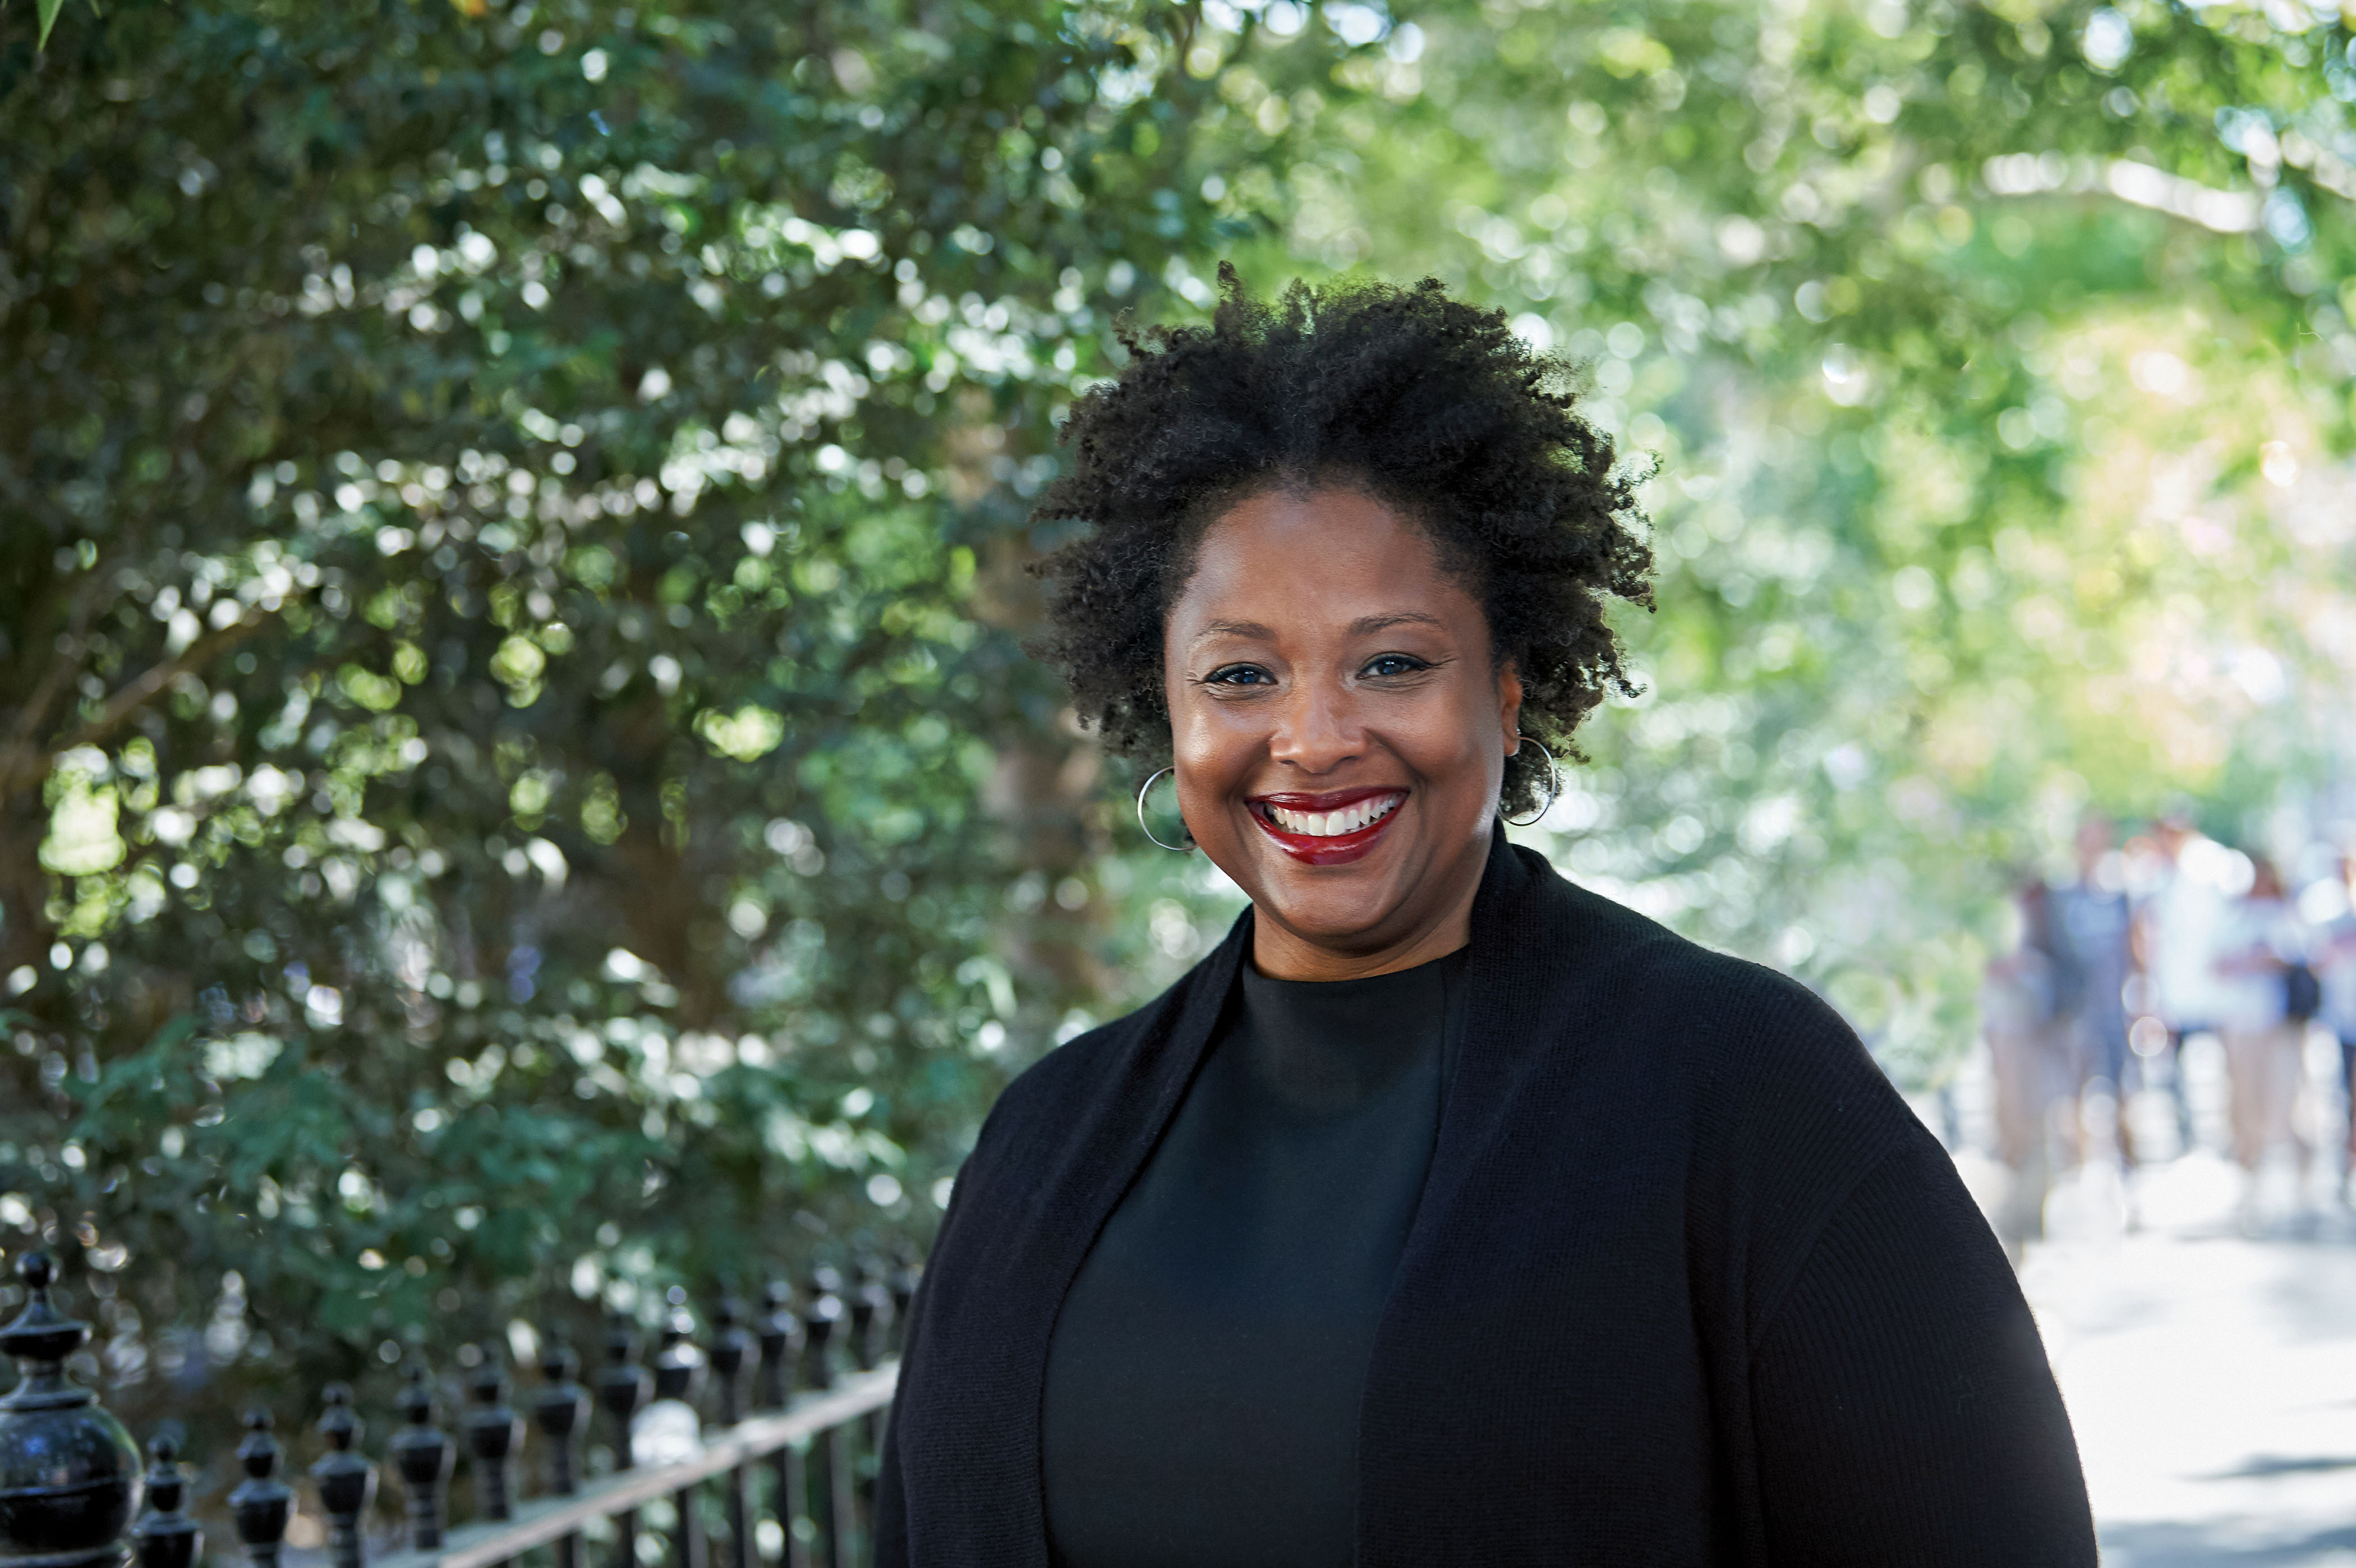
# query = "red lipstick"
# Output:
<box><xmin>1245</xmin><ymin>787</ymin><xmax>1408</xmax><ymax>866</ymax></box>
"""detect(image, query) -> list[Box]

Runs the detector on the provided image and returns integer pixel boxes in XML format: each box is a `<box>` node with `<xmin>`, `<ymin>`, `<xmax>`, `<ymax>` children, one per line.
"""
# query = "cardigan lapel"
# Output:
<box><xmin>981</xmin><ymin>904</ymin><xmax>1251</xmax><ymax>1563</ymax></box>
<box><xmin>1353</xmin><ymin>828</ymin><xmax>1590</xmax><ymax>1560</ymax></box>
<box><xmin>1422</xmin><ymin>825</ymin><xmax>1558</xmax><ymax>1183</ymax></box>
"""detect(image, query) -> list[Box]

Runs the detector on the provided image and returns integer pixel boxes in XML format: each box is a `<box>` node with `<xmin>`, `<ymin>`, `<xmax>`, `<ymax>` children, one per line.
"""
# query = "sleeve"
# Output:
<box><xmin>872</xmin><ymin>1171</ymin><xmax>959</xmax><ymax>1568</ymax></box>
<box><xmin>1748</xmin><ymin>1131</ymin><xmax>2099</xmax><ymax>1566</ymax></box>
<box><xmin>872</xmin><ymin>1089</ymin><xmax>1008</xmax><ymax>1568</ymax></box>
<box><xmin>872</xmin><ymin>1323</ymin><xmax>914</xmax><ymax>1567</ymax></box>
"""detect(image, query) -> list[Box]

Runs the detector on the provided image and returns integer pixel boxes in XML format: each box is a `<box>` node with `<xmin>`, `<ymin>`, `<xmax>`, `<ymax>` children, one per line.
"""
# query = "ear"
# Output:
<box><xmin>1495</xmin><ymin>657</ymin><xmax>1525</xmax><ymax>752</ymax></box>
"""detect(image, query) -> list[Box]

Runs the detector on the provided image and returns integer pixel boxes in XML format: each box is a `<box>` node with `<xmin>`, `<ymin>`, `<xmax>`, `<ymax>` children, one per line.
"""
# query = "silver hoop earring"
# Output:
<box><xmin>1503</xmin><ymin>731</ymin><xmax>1563</xmax><ymax>827</ymax></box>
<box><xmin>1135</xmin><ymin>766</ymin><xmax>1195</xmax><ymax>853</ymax></box>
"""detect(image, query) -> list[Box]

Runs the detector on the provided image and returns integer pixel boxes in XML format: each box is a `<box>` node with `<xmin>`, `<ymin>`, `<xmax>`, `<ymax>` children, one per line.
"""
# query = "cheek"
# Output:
<box><xmin>1410</xmin><ymin>684</ymin><xmax>1505</xmax><ymax>783</ymax></box>
<box><xmin>1163</xmin><ymin>675</ymin><xmax>1244</xmax><ymax>780</ymax></box>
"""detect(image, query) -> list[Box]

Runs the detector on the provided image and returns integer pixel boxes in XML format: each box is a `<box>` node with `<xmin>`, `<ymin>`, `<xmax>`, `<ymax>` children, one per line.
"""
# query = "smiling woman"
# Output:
<box><xmin>876</xmin><ymin>273</ymin><xmax>2097</xmax><ymax>1566</ymax></box>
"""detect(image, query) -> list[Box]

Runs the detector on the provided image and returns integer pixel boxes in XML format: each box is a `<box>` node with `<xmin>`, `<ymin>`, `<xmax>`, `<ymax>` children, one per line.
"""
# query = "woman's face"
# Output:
<box><xmin>1162</xmin><ymin>486</ymin><xmax>1522</xmax><ymax>978</ymax></box>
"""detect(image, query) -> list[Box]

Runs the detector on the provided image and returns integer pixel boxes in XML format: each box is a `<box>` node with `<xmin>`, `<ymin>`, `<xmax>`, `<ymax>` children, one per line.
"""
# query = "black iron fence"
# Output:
<box><xmin>0</xmin><ymin>1252</ymin><xmax>908</xmax><ymax>1568</ymax></box>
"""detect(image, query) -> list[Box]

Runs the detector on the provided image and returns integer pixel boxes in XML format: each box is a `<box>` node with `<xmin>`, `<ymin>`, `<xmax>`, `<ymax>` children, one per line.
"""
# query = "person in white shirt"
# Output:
<box><xmin>2135</xmin><ymin>816</ymin><xmax>2228</xmax><ymax>1149</ymax></box>
<box><xmin>2143</xmin><ymin>819</ymin><xmax>2229</xmax><ymax>1043</ymax></box>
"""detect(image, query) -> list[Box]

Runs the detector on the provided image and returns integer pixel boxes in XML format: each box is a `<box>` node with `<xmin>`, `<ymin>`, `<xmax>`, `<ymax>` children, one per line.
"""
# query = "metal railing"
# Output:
<box><xmin>0</xmin><ymin>1252</ymin><xmax>906</xmax><ymax>1568</ymax></box>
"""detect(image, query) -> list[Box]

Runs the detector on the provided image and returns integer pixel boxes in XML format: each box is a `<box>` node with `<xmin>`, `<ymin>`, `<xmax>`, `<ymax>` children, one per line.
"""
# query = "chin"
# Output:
<box><xmin>1248</xmin><ymin>850</ymin><xmax>1421</xmax><ymax>944</ymax></box>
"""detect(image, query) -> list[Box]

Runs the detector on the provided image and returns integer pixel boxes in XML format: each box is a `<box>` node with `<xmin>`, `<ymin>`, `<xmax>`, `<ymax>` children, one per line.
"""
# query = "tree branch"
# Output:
<box><xmin>0</xmin><ymin>604</ymin><xmax>283</xmax><ymax>807</ymax></box>
<box><xmin>4</xmin><ymin>566</ymin><xmax>106</xmax><ymax>755</ymax></box>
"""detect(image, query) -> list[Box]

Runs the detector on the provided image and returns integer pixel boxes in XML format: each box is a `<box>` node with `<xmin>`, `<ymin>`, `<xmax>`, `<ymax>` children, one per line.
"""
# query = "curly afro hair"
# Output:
<box><xmin>1028</xmin><ymin>266</ymin><xmax>1654</xmax><ymax>817</ymax></box>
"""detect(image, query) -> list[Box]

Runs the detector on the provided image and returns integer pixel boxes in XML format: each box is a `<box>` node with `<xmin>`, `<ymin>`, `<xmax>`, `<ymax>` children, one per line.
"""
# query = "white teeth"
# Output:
<box><xmin>1265</xmin><ymin>796</ymin><xmax>1402</xmax><ymax>837</ymax></box>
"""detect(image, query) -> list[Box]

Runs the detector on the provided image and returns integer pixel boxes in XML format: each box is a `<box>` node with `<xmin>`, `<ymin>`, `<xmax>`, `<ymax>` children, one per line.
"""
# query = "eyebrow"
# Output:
<box><xmin>1192</xmin><ymin>618</ymin><xmax>1278</xmax><ymax>645</ymax></box>
<box><xmin>1348</xmin><ymin>612</ymin><xmax>1445</xmax><ymax>636</ymax></box>
<box><xmin>1190</xmin><ymin>612</ymin><xmax>1446</xmax><ymax>646</ymax></box>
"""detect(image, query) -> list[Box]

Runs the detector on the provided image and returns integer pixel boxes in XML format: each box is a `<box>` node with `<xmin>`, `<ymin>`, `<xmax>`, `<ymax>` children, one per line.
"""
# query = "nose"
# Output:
<box><xmin>1266</xmin><ymin>677</ymin><xmax>1365</xmax><ymax>775</ymax></box>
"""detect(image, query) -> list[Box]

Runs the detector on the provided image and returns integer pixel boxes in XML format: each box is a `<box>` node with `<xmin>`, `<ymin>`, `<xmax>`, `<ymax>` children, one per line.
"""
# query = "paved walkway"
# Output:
<box><xmin>1956</xmin><ymin>1146</ymin><xmax>2356</xmax><ymax>1565</ymax></box>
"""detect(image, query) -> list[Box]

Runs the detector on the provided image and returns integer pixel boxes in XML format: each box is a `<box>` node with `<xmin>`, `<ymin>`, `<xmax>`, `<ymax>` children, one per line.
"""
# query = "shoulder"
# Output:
<box><xmin>1502</xmin><ymin>840</ymin><xmax>1925</xmax><ymax>1215</ymax></box>
<box><xmin>1504</xmin><ymin>840</ymin><xmax>1875</xmax><ymax>1096</ymax></box>
<box><xmin>969</xmin><ymin>935</ymin><xmax>1232</xmax><ymax>1153</ymax></box>
<box><xmin>1538</xmin><ymin>867</ymin><xmax>1957</xmax><ymax>1326</ymax></box>
<box><xmin>987</xmin><ymin>1006</ymin><xmax>1155</xmax><ymax>1130</ymax></box>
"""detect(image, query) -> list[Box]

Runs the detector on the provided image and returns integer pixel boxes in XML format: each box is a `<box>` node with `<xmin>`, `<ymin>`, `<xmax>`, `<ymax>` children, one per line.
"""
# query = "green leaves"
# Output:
<box><xmin>1</xmin><ymin>0</ymin><xmax>1242</xmax><ymax>1442</ymax></box>
<box><xmin>696</xmin><ymin>704</ymin><xmax>785</xmax><ymax>761</ymax></box>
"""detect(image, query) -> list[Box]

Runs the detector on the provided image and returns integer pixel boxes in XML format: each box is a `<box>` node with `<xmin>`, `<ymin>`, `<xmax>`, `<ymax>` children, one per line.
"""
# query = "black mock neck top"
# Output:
<box><xmin>1039</xmin><ymin>949</ymin><xmax>1468</xmax><ymax>1568</ymax></box>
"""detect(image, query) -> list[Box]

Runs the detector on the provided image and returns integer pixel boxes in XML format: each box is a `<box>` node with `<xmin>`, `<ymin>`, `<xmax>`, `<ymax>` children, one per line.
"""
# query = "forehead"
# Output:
<box><xmin>1170</xmin><ymin>488</ymin><xmax>1477</xmax><ymax>636</ymax></box>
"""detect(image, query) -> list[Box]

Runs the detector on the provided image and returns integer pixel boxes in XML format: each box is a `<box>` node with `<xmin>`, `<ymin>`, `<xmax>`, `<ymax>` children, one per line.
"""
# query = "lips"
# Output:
<box><xmin>1246</xmin><ymin>787</ymin><xmax>1408</xmax><ymax>866</ymax></box>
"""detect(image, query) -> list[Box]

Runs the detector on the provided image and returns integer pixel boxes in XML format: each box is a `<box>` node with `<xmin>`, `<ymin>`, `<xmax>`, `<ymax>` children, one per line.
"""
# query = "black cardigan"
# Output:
<box><xmin>877</xmin><ymin>830</ymin><xmax>2096</xmax><ymax>1566</ymax></box>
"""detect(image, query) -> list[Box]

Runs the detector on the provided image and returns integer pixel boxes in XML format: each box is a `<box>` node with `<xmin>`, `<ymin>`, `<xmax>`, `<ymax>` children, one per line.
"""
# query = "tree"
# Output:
<box><xmin>0</xmin><ymin>0</ymin><xmax>1289</xmax><ymax>1439</ymax></box>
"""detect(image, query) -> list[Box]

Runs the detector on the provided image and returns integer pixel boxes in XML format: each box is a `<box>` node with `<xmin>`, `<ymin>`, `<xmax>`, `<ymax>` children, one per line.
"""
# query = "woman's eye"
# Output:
<box><xmin>1363</xmin><ymin>654</ymin><xmax>1429</xmax><ymax>679</ymax></box>
<box><xmin>1205</xmin><ymin>665</ymin><xmax>1274</xmax><ymax>687</ymax></box>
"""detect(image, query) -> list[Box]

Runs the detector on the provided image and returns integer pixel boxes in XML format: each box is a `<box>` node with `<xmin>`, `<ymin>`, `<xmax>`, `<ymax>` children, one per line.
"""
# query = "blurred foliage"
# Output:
<box><xmin>0</xmin><ymin>0</ymin><xmax>1282</xmax><ymax>1452</ymax></box>
<box><xmin>1193</xmin><ymin>0</ymin><xmax>2356</xmax><ymax>1081</ymax></box>
<box><xmin>4</xmin><ymin>0</ymin><xmax>2355</xmax><ymax>1480</ymax></box>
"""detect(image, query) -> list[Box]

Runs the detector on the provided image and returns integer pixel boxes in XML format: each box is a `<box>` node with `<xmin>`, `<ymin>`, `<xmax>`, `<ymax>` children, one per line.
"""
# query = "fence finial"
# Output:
<box><xmin>311</xmin><ymin>1385</ymin><xmax>375</xmax><ymax>1568</ymax></box>
<box><xmin>534</xmin><ymin>1337</ymin><xmax>588</xmax><ymax>1496</ymax></box>
<box><xmin>596</xmin><ymin>1313</ymin><xmax>649</xmax><ymax>1471</ymax></box>
<box><xmin>801</xmin><ymin>1268</ymin><xmax>844</xmax><ymax>1393</ymax></box>
<box><xmin>466</xmin><ymin>1348</ymin><xmax>522</xmax><ymax>1520</ymax></box>
<box><xmin>228</xmin><ymin>1408</ymin><xmax>294</xmax><ymax>1568</ymax></box>
<box><xmin>130</xmin><ymin>1435</ymin><xmax>201</xmax><ymax>1568</ymax></box>
<box><xmin>389</xmin><ymin>1363</ymin><xmax>453</xmax><ymax>1549</ymax></box>
<box><xmin>650</xmin><ymin>1289</ymin><xmax>706</xmax><ymax>1411</ymax></box>
<box><xmin>850</xmin><ymin>1258</ymin><xmax>893</xmax><ymax>1373</ymax></box>
<box><xmin>0</xmin><ymin>1250</ymin><xmax>142</xmax><ymax>1568</ymax></box>
<box><xmin>709</xmin><ymin>1296</ymin><xmax>751</xmax><ymax>1426</ymax></box>
<box><xmin>752</xmin><ymin>1282</ymin><xmax>802</xmax><ymax>1413</ymax></box>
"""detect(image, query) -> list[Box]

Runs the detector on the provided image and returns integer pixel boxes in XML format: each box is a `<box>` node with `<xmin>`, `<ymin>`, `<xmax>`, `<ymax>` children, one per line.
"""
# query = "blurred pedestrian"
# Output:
<box><xmin>1984</xmin><ymin>876</ymin><xmax>2069</xmax><ymax>1169</ymax></box>
<box><xmin>2136</xmin><ymin>814</ymin><xmax>2228</xmax><ymax>1148</ymax></box>
<box><xmin>2212</xmin><ymin>856</ymin><xmax>2311</xmax><ymax>1205</ymax></box>
<box><xmin>2307</xmin><ymin>854</ymin><xmax>2356</xmax><ymax>1198</ymax></box>
<box><xmin>1981</xmin><ymin>873</ymin><xmax>2072</xmax><ymax>1248</ymax></box>
<box><xmin>2051</xmin><ymin>813</ymin><xmax>2137</xmax><ymax>1170</ymax></box>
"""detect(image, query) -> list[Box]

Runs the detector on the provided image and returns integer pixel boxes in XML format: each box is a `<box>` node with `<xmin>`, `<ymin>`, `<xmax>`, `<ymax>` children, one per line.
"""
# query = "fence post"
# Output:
<box><xmin>534</xmin><ymin>1339</ymin><xmax>588</xmax><ymax>1568</ymax></box>
<box><xmin>708</xmin><ymin>1299</ymin><xmax>751</xmax><ymax>1568</ymax></box>
<box><xmin>754</xmin><ymin>1283</ymin><xmax>808</xmax><ymax>1568</ymax></box>
<box><xmin>752</xmin><ymin>1285</ymin><xmax>799</xmax><ymax>1414</ymax></box>
<box><xmin>127</xmin><ymin>1436</ymin><xmax>200</xmax><ymax>1568</ymax></box>
<box><xmin>849</xmin><ymin>1262</ymin><xmax>890</xmax><ymax>1555</ymax></box>
<box><xmin>465</xmin><ymin>1350</ymin><xmax>522</xmax><ymax>1523</ymax></box>
<box><xmin>650</xmin><ymin>1297</ymin><xmax>706</xmax><ymax>1568</ymax></box>
<box><xmin>227</xmin><ymin>1409</ymin><xmax>293</xmax><ymax>1568</ymax></box>
<box><xmin>800</xmin><ymin>1272</ymin><xmax>850</xmax><ymax>1568</ymax></box>
<box><xmin>0</xmin><ymin>1250</ymin><xmax>142</xmax><ymax>1568</ymax></box>
<box><xmin>310</xmin><ymin>1386</ymin><xmax>375</xmax><ymax>1568</ymax></box>
<box><xmin>596</xmin><ymin>1315</ymin><xmax>648</xmax><ymax>1568</ymax></box>
<box><xmin>389</xmin><ymin>1364</ymin><xmax>453</xmax><ymax>1551</ymax></box>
